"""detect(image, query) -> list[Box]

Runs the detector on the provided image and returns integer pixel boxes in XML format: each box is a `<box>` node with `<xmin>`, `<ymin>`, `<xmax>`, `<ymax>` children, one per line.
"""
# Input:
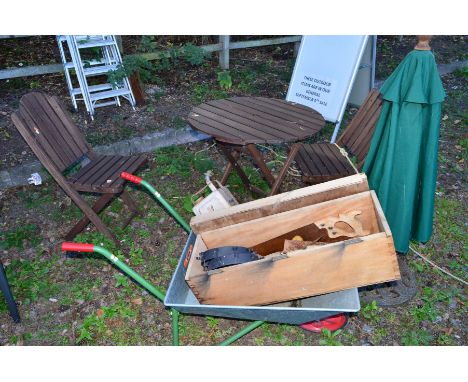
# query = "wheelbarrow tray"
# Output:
<box><xmin>164</xmin><ymin>232</ymin><xmax>360</xmax><ymax>325</ymax></box>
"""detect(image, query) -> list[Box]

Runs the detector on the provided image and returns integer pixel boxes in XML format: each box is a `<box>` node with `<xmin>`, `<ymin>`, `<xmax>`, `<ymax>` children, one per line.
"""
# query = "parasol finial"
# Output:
<box><xmin>415</xmin><ymin>35</ymin><xmax>432</xmax><ymax>50</ymax></box>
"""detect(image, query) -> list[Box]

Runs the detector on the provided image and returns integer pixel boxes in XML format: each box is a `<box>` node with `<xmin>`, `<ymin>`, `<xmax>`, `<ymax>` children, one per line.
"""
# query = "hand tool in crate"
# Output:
<box><xmin>192</xmin><ymin>171</ymin><xmax>238</xmax><ymax>216</ymax></box>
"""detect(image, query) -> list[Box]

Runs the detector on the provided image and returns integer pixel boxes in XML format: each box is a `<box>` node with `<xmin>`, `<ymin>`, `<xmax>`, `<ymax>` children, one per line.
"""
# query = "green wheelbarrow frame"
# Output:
<box><xmin>60</xmin><ymin>241</ymin><xmax>263</xmax><ymax>345</ymax></box>
<box><xmin>60</xmin><ymin>172</ymin><xmax>264</xmax><ymax>345</ymax></box>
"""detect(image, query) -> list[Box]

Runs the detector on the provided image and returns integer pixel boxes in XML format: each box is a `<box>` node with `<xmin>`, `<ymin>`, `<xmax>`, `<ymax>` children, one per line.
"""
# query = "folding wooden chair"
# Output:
<box><xmin>11</xmin><ymin>91</ymin><xmax>147</xmax><ymax>244</ymax></box>
<box><xmin>295</xmin><ymin>89</ymin><xmax>383</xmax><ymax>184</ymax></box>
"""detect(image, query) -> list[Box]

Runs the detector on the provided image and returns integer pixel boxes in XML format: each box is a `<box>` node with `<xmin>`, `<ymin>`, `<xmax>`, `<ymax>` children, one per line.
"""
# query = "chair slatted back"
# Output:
<box><xmin>12</xmin><ymin>92</ymin><xmax>90</xmax><ymax>173</ymax></box>
<box><xmin>337</xmin><ymin>89</ymin><xmax>383</xmax><ymax>169</ymax></box>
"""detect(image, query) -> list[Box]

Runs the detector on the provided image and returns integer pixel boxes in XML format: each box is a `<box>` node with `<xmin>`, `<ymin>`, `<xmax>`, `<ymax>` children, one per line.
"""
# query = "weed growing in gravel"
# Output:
<box><xmin>401</xmin><ymin>329</ymin><xmax>433</xmax><ymax>346</ymax></box>
<box><xmin>360</xmin><ymin>301</ymin><xmax>381</xmax><ymax>323</ymax></box>
<box><xmin>76</xmin><ymin>301</ymin><xmax>137</xmax><ymax>344</ymax></box>
<box><xmin>190</xmin><ymin>83</ymin><xmax>228</xmax><ymax>104</ymax></box>
<box><xmin>371</xmin><ymin>327</ymin><xmax>388</xmax><ymax>345</ymax></box>
<box><xmin>0</xmin><ymin>223</ymin><xmax>41</xmax><ymax>250</ymax></box>
<box><xmin>319</xmin><ymin>328</ymin><xmax>343</xmax><ymax>346</ymax></box>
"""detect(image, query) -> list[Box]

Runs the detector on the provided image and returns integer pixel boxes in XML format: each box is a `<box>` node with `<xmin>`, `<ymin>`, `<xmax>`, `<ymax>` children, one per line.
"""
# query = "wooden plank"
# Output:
<box><xmin>304</xmin><ymin>144</ymin><xmax>334</xmax><ymax>176</ymax></box>
<box><xmin>86</xmin><ymin>156</ymin><xmax>127</xmax><ymax>186</ymax></box>
<box><xmin>21</xmin><ymin>95</ymin><xmax>79</xmax><ymax>167</ymax></box>
<box><xmin>325</xmin><ymin>144</ymin><xmax>354</xmax><ymax>175</ymax></box>
<box><xmin>187</xmin><ymin>116</ymin><xmax>242</xmax><ymax>143</ymax></box>
<box><xmin>49</xmin><ymin>96</ymin><xmax>91</xmax><ymax>154</ymax></box>
<box><xmin>338</xmin><ymin>89</ymin><xmax>380</xmax><ymax>146</ymax></box>
<box><xmin>190</xmin><ymin>174</ymin><xmax>369</xmax><ymax>233</ymax></box>
<box><xmin>206</xmin><ymin>100</ymin><xmax>296</xmax><ymax>140</ymax></box>
<box><xmin>17</xmin><ymin>108</ymin><xmax>68</xmax><ymax>171</ymax></box>
<box><xmin>107</xmin><ymin>155</ymin><xmax>146</xmax><ymax>188</ymax></box>
<box><xmin>200</xmin><ymin>191</ymin><xmax>379</xmax><ymax>249</ymax></box>
<box><xmin>20</xmin><ymin>96</ymin><xmax>75</xmax><ymax>165</ymax></box>
<box><xmin>338</xmin><ymin>89</ymin><xmax>381</xmax><ymax>152</ymax></box>
<box><xmin>228</xmin><ymin>98</ymin><xmax>323</xmax><ymax>134</ymax></box>
<box><xmin>353</xmin><ymin>106</ymin><xmax>382</xmax><ymax>162</ymax></box>
<box><xmin>71</xmin><ymin>156</ymin><xmax>115</xmax><ymax>185</ymax></box>
<box><xmin>228</xmin><ymin>36</ymin><xmax>302</xmax><ymax>50</ymax></box>
<box><xmin>313</xmin><ymin>144</ymin><xmax>341</xmax><ymax>175</ymax></box>
<box><xmin>370</xmin><ymin>190</ymin><xmax>392</xmax><ymax>237</ymax></box>
<box><xmin>188</xmin><ymin>112</ymin><xmax>262</xmax><ymax>143</ymax></box>
<box><xmin>259</xmin><ymin>98</ymin><xmax>327</xmax><ymax>124</ymax></box>
<box><xmin>187</xmin><ymin>233</ymin><xmax>400</xmax><ymax>306</ymax></box>
<box><xmin>346</xmin><ymin>101</ymin><xmax>381</xmax><ymax>154</ymax></box>
<box><xmin>295</xmin><ymin>145</ymin><xmax>322</xmax><ymax>176</ymax></box>
<box><xmin>195</xmin><ymin>104</ymin><xmax>282</xmax><ymax>141</ymax></box>
<box><xmin>0</xmin><ymin>63</ymin><xmax>64</xmax><ymax>80</ymax></box>
<box><xmin>246</xmin><ymin>97</ymin><xmax>324</xmax><ymax>127</ymax></box>
<box><xmin>184</xmin><ymin>235</ymin><xmax>208</xmax><ymax>280</ymax></box>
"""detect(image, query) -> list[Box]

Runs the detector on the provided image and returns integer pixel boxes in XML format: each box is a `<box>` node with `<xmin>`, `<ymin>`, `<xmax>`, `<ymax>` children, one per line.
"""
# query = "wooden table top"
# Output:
<box><xmin>187</xmin><ymin>97</ymin><xmax>326</xmax><ymax>145</ymax></box>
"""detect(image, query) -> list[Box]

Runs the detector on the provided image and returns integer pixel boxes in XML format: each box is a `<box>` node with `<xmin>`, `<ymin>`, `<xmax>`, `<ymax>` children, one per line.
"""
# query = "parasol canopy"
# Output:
<box><xmin>363</xmin><ymin>47</ymin><xmax>446</xmax><ymax>253</ymax></box>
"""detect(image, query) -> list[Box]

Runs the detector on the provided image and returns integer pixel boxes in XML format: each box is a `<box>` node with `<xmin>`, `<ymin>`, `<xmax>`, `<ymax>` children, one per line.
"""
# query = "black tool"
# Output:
<box><xmin>200</xmin><ymin>246</ymin><xmax>259</xmax><ymax>271</ymax></box>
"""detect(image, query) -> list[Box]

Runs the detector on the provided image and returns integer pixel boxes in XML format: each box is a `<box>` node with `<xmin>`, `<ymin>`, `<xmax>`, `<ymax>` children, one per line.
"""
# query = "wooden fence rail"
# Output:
<box><xmin>0</xmin><ymin>35</ymin><xmax>302</xmax><ymax>80</ymax></box>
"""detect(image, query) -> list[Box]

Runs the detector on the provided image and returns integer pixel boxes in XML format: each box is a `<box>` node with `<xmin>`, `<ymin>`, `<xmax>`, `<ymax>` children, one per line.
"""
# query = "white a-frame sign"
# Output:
<box><xmin>287</xmin><ymin>35</ymin><xmax>376</xmax><ymax>143</ymax></box>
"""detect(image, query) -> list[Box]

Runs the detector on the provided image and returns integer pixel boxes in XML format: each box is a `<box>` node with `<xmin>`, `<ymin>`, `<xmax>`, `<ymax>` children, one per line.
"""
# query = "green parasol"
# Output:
<box><xmin>363</xmin><ymin>43</ymin><xmax>445</xmax><ymax>253</ymax></box>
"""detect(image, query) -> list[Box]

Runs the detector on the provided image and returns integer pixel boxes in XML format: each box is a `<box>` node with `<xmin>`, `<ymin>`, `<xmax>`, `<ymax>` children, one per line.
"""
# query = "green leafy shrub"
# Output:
<box><xmin>182</xmin><ymin>43</ymin><xmax>210</xmax><ymax>65</ymax></box>
<box><xmin>217</xmin><ymin>71</ymin><xmax>232</xmax><ymax>90</ymax></box>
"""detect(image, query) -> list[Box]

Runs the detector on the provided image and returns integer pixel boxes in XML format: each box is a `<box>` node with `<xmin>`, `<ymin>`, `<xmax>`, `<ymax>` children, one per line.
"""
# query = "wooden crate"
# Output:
<box><xmin>185</xmin><ymin>174</ymin><xmax>400</xmax><ymax>306</ymax></box>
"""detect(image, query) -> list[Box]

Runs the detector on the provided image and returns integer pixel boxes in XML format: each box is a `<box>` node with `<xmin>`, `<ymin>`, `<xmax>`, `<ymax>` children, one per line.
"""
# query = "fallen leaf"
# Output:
<box><xmin>454</xmin><ymin>119</ymin><xmax>460</xmax><ymax>124</ymax></box>
<box><xmin>132</xmin><ymin>297</ymin><xmax>143</xmax><ymax>305</ymax></box>
<box><xmin>96</xmin><ymin>309</ymin><xmax>104</xmax><ymax>318</ymax></box>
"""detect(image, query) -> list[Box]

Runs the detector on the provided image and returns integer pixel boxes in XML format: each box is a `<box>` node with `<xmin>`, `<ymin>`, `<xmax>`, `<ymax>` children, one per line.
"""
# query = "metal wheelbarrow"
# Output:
<box><xmin>61</xmin><ymin>172</ymin><xmax>360</xmax><ymax>345</ymax></box>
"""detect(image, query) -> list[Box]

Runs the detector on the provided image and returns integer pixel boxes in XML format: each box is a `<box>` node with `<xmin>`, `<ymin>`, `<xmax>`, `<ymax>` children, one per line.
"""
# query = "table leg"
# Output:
<box><xmin>220</xmin><ymin>149</ymin><xmax>240</xmax><ymax>185</ymax></box>
<box><xmin>246</xmin><ymin>144</ymin><xmax>276</xmax><ymax>187</ymax></box>
<box><xmin>269</xmin><ymin>143</ymin><xmax>302</xmax><ymax>196</ymax></box>
<box><xmin>218</xmin><ymin>143</ymin><xmax>267</xmax><ymax>197</ymax></box>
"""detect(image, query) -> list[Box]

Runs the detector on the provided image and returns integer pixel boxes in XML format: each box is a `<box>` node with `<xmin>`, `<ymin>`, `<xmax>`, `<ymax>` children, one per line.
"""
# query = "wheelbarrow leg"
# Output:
<box><xmin>0</xmin><ymin>261</ymin><xmax>20</xmax><ymax>323</ymax></box>
<box><xmin>171</xmin><ymin>308</ymin><xmax>180</xmax><ymax>346</ymax></box>
<box><xmin>218</xmin><ymin>320</ymin><xmax>264</xmax><ymax>346</ymax></box>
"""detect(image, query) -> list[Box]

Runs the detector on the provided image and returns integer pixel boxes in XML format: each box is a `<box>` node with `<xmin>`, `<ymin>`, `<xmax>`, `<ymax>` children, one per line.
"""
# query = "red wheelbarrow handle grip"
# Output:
<box><xmin>61</xmin><ymin>242</ymin><xmax>95</xmax><ymax>252</ymax></box>
<box><xmin>121</xmin><ymin>172</ymin><xmax>142</xmax><ymax>185</ymax></box>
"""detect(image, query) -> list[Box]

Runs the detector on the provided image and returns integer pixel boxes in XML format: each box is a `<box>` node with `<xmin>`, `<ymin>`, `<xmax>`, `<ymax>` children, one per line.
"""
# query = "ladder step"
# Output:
<box><xmin>89</xmin><ymin>88</ymin><xmax>132</xmax><ymax>102</ymax></box>
<box><xmin>94</xmin><ymin>100</ymin><xmax>119</xmax><ymax>108</ymax></box>
<box><xmin>65</xmin><ymin>59</ymin><xmax>108</xmax><ymax>70</ymax></box>
<box><xmin>71</xmin><ymin>83</ymin><xmax>114</xmax><ymax>96</ymax></box>
<box><xmin>83</xmin><ymin>64</ymin><xmax>119</xmax><ymax>76</ymax></box>
<box><xmin>76</xmin><ymin>38</ymin><xmax>115</xmax><ymax>49</ymax></box>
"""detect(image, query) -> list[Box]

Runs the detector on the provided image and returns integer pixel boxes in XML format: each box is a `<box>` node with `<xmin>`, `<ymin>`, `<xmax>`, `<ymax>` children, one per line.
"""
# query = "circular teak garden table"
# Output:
<box><xmin>188</xmin><ymin>96</ymin><xmax>326</xmax><ymax>196</ymax></box>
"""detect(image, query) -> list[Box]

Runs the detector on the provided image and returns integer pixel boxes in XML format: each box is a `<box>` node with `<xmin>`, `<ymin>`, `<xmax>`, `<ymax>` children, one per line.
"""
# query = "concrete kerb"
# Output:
<box><xmin>0</xmin><ymin>127</ymin><xmax>210</xmax><ymax>190</ymax></box>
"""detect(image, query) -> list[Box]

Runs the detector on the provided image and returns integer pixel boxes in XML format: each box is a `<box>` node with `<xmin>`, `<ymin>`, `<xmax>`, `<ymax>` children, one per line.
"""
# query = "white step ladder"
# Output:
<box><xmin>56</xmin><ymin>35</ymin><xmax>136</xmax><ymax>119</ymax></box>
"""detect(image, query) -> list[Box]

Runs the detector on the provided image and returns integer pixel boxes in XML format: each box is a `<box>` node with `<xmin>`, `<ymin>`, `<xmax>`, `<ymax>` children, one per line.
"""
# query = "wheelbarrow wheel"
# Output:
<box><xmin>358</xmin><ymin>254</ymin><xmax>417</xmax><ymax>307</ymax></box>
<box><xmin>299</xmin><ymin>313</ymin><xmax>348</xmax><ymax>333</ymax></box>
